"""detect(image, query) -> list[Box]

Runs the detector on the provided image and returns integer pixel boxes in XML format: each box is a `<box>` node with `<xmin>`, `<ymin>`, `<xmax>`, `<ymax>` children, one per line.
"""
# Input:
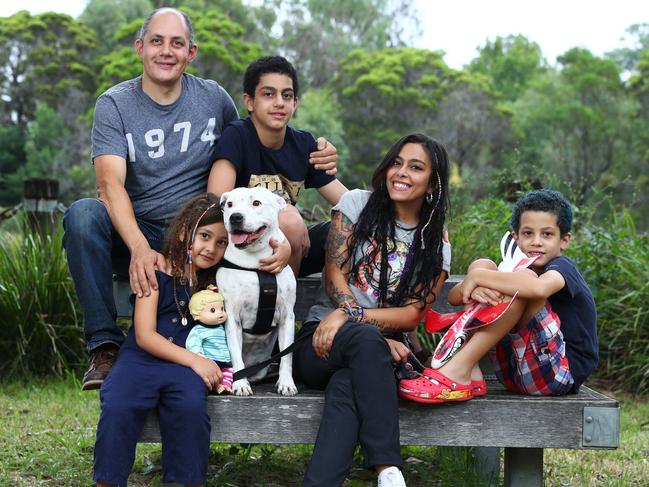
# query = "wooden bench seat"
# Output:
<box><xmin>113</xmin><ymin>275</ymin><xmax>619</xmax><ymax>486</ymax></box>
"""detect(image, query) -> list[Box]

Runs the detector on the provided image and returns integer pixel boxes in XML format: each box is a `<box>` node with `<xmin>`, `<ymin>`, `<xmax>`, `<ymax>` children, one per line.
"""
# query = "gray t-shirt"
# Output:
<box><xmin>305</xmin><ymin>189</ymin><xmax>451</xmax><ymax>324</ymax></box>
<box><xmin>91</xmin><ymin>73</ymin><xmax>238</xmax><ymax>222</ymax></box>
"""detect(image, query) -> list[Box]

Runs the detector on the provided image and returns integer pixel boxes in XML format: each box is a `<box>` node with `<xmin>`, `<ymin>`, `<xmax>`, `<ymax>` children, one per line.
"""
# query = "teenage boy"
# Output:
<box><xmin>208</xmin><ymin>56</ymin><xmax>348</xmax><ymax>276</ymax></box>
<box><xmin>399</xmin><ymin>189</ymin><xmax>599</xmax><ymax>403</ymax></box>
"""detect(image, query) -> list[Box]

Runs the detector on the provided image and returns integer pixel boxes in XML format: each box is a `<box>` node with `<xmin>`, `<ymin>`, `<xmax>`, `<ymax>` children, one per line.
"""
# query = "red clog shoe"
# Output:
<box><xmin>399</xmin><ymin>369</ymin><xmax>474</xmax><ymax>404</ymax></box>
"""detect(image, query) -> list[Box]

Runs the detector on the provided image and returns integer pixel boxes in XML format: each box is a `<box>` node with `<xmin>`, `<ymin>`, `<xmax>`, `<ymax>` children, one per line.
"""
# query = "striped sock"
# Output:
<box><xmin>221</xmin><ymin>368</ymin><xmax>234</xmax><ymax>388</ymax></box>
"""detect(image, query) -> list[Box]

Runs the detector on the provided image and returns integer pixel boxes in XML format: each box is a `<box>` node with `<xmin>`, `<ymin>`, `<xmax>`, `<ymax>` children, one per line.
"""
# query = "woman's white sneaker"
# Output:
<box><xmin>377</xmin><ymin>466</ymin><xmax>406</xmax><ymax>487</ymax></box>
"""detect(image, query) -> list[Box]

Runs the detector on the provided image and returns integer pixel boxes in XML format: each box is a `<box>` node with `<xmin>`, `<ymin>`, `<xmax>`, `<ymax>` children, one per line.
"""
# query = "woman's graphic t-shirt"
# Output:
<box><xmin>305</xmin><ymin>189</ymin><xmax>450</xmax><ymax>324</ymax></box>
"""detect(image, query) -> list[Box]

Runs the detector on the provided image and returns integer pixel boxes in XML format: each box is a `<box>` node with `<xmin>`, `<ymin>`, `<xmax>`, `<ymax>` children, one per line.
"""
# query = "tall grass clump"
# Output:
<box><xmin>0</xmin><ymin>214</ymin><xmax>84</xmax><ymax>376</ymax></box>
<box><xmin>569</xmin><ymin>209</ymin><xmax>649</xmax><ymax>395</ymax></box>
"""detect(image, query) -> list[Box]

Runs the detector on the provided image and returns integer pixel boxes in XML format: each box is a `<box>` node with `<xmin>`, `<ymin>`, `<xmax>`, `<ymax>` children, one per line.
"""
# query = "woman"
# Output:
<box><xmin>294</xmin><ymin>133</ymin><xmax>451</xmax><ymax>487</ymax></box>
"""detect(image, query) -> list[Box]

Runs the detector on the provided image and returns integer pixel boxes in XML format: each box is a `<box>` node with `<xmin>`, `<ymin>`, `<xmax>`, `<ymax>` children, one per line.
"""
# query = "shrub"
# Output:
<box><xmin>0</xmin><ymin>215</ymin><xmax>85</xmax><ymax>376</ymax></box>
<box><xmin>569</xmin><ymin>211</ymin><xmax>649</xmax><ymax>395</ymax></box>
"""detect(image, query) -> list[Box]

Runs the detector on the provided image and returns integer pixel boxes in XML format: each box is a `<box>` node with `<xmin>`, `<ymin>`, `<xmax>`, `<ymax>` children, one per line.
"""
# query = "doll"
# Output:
<box><xmin>186</xmin><ymin>285</ymin><xmax>234</xmax><ymax>394</ymax></box>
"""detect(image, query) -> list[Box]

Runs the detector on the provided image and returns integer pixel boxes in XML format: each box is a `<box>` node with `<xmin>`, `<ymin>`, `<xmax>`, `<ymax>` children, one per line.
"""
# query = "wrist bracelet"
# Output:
<box><xmin>340</xmin><ymin>301</ymin><xmax>366</xmax><ymax>323</ymax></box>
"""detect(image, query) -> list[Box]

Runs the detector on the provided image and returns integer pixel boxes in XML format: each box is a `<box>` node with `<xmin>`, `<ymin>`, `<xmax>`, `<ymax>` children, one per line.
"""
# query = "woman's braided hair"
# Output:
<box><xmin>344</xmin><ymin>133</ymin><xmax>450</xmax><ymax>307</ymax></box>
<box><xmin>162</xmin><ymin>193</ymin><xmax>223</xmax><ymax>291</ymax></box>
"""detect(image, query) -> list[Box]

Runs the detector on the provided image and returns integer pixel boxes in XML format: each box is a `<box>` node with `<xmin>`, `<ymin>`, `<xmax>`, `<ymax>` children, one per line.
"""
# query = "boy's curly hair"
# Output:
<box><xmin>162</xmin><ymin>193</ymin><xmax>223</xmax><ymax>291</ymax></box>
<box><xmin>510</xmin><ymin>189</ymin><xmax>573</xmax><ymax>236</ymax></box>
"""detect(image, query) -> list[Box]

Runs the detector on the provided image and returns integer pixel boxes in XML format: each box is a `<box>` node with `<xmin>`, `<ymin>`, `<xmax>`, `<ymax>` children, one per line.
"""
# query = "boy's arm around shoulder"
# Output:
<box><xmin>451</xmin><ymin>267</ymin><xmax>566</xmax><ymax>305</ymax></box>
<box><xmin>317</xmin><ymin>179</ymin><xmax>348</xmax><ymax>205</ymax></box>
<box><xmin>207</xmin><ymin>158</ymin><xmax>236</xmax><ymax>196</ymax></box>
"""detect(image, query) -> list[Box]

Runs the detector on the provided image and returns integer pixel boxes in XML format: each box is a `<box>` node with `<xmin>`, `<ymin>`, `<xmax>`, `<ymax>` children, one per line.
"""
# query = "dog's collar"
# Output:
<box><xmin>219</xmin><ymin>259</ymin><xmax>278</xmax><ymax>335</ymax></box>
<box><xmin>220</xmin><ymin>259</ymin><xmax>261</xmax><ymax>272</ymax></box>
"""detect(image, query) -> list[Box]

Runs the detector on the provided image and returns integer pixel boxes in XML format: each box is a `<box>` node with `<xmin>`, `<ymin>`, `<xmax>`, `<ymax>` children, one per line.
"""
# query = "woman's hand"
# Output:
<box><xmin>259</xmin><ymin>239</ymin><xmax>291</xmax><ymax>274</ymax></box>
<box><xmin>385</xmin><ymin>338</ymin><xmax>410</xmax><ymax>364</ymax></box>
<box><xmin>190</xmin><ymin>354</ymin><xmax>223</xmax><ymax>390</ymax></box>
<box><xmin>313</xmin><ymin>308</ymin><xmax>348</xmax><ymax>359</ymax></box>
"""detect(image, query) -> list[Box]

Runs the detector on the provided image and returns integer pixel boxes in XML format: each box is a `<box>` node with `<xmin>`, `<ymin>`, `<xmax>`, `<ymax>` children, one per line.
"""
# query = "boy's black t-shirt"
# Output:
<box><xmin>213</xmin><ymin>117</ymin><xmax>336</xmax><ymax>204</ymax></box>
<box><xmin>545</xmin><ymin>255</ymin><xmax>599</xmax><ymax>391</ymax></box>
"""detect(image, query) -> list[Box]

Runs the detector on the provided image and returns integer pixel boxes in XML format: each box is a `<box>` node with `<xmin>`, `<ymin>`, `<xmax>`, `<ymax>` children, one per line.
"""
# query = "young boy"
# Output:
<box><xmin>400</xmin><ymin>189</ymin><xmax>598</xmax><ymax>402</ymax></box>
<box><xmin>207</xmin><ymin>56</ymin><xmax>347</xmax><ymax>276</ymax></box>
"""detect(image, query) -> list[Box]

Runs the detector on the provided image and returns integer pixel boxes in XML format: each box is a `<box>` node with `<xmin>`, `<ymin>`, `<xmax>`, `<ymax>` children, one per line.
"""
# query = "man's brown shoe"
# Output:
<box><xmin>82</xmin><ymin>344</ymin><xmax>119</xmax><ymax>391</ymax></box>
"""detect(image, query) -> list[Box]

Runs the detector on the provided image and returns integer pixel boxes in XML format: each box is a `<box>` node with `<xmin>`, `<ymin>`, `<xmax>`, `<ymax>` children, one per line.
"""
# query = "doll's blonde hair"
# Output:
<box><xmin>188</xmin><ymin>285</ymin><xmax>225</xmax><ymax>319</ymax></box>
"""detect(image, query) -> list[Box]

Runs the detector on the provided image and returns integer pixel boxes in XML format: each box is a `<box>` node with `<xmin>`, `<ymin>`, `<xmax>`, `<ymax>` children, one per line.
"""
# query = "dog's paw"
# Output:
<box><xmin>232</xmin><ymin>379</ymin><xmax>253</xmax><ymax>396</ymax></box>
<box><xmin>276</xmin><ymin>378</ymin><xmax>298</xmax><ymax>396</ymax></box>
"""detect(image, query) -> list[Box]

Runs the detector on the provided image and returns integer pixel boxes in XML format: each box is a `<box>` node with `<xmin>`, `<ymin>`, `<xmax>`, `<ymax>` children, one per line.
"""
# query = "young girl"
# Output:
<box><xmin>294</xmin><ymin>134</ymin><xmax>451</xmax><ymax>487</ymax></box>
<box><xmin>93</xmin><ymin>193</ymin><xmax>228</xmax><ymax>487</ymax></box>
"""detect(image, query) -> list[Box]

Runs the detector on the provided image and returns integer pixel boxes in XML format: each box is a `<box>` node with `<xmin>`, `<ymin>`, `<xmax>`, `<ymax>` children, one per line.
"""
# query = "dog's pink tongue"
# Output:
<box><xmin>230</xmin><ymin>233</ymin><xmax>249</xmax><ymax>244</ymax></box>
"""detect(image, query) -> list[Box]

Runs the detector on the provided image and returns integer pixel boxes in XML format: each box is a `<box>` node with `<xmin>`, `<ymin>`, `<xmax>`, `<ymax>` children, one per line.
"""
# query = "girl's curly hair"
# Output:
<box><xmin>162</xmin><ymin>193</ymin><xmax>223</xmax><ymax>291</ymax></box>
<box><xmin>345</xmin><ymin>133</ymin><xmax>450</xmax><ymax>307</ymax></box>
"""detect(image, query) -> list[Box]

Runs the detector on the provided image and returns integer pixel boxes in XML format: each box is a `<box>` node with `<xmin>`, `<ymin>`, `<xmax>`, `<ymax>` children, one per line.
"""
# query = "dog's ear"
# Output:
<box><xmin>274</xmin><ymin>193</ymin><xmax>287</xmax><ymax>210</ymax></box>
<box><xmin>219</xmin><ymin>191</ymin><xmax>230</xmax><ymax>208</ymax></box>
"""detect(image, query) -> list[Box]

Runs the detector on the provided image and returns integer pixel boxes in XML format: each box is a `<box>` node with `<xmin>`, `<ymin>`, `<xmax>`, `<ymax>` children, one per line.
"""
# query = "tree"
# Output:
<box><xmin>0</xmin><ymin>11</ymin><xmax>98</xmax><ymax>125</ymax></box>
<box><xmin>80</xmin><ymin>0</ymin><xmax>153</xmax><ymax>55</ymax></box>
<box><xmin>23</xmin><ymin>104</ymin><xmax>70</xmax><ymax>180</ymax></box>
<box><xmin>268</xmin><ymin>0</ymin><xmax>422</xmax><ymax>88</ymax></box>
<box><xmin>606</xmin><ymin>23</ymin><xmax>649</xmax><ymax>73</ymax></box>
<box><xmin>0</xmin><ymin>104</ymin><xmax>79</xmax><ymax>205</ymax></box>
<box><xmin>431</xmin><ymin>75</ymin><xmax>514</xmax><ymax>193</ymax></box>
<box><xmin>467</xmin><ymin>35</ymin><xmax>546</xmax><ymax>102</ymax></box>
<box><xmin>333</xmin><ymin>47</ymin><xmax>456</xmax><ymax>186</ymax></box>
<box><xmin>512</xmin><ymin>49</ymin><xmax>635</xmax><ymax>203</ymax></box>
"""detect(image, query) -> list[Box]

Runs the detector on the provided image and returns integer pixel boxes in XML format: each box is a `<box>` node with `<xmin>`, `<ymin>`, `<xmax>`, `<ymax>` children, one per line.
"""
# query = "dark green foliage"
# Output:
<box><xmin>80</xmin><ymin>0</ymin><xmax>154</xmax><ymax>55</ymax></box>
<box><xmin>570</xmin><ymin>211</ymin><xmax>649</xmax><ymax>395</ymax></box>
<box><xmin>334</xmin><ymin>47</ymin><xmax>456</xmax><ymax>186</ymax></box>
<box><xmin>0</xmin><ymin>11</ymin><xmax>98</xmax><ymax>124</ymax></box>
<box><xmin>0</xmin><ymin>216</ymin><xmax>84</xmax><ymax>377</ymax></box>
<box><xmin>0</xmin><ymin>125</ymin><xmax>26</xmax><ymax>206</ymax></box>
<box><xmin>270</xmin><ymin>0</ymin><xmax>421</xmax><ymax>88</ymax></box>
<box><xmin>468</xmin><ymin>34</ymin><xmax>547</xmax><ymax>101</ymax></box>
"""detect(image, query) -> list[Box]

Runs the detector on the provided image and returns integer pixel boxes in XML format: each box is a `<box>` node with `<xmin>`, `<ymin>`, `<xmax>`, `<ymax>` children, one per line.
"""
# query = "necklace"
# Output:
<box><xmin>395</xmin><ymin>220</ymin><xmax>418</xmax><ymax>231</ymax></box>
<box><xmin>173</xmin><ymin>277</ymin><xmax>189</xmax><ymax>326</ymax></box>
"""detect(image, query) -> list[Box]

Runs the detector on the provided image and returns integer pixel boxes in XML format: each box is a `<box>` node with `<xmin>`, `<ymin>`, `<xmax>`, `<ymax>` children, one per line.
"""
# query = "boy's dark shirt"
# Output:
<box><xmin>545</xmin><ymin>255</ymin><xmax>599</xmax><ymax>391</ymax></box>
<box><xmin>213</xmin><ymin>117</ymin><xmax>335</xmax><ymax>204</ymax></box>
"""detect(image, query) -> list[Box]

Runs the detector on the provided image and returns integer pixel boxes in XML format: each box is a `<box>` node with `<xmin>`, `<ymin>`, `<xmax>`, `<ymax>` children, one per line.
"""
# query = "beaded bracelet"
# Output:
<box><xmin>340</xmin><ymin>301</ymin><xmax>366</xmax><ymax>323</ymax></box>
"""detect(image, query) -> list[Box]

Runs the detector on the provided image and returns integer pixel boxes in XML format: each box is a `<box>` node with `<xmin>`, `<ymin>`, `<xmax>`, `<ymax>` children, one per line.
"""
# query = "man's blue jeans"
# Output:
<box><xmin>63</xmin><ymin>199</ymin><xmax>166</xmax><ymax>353</ymax></box>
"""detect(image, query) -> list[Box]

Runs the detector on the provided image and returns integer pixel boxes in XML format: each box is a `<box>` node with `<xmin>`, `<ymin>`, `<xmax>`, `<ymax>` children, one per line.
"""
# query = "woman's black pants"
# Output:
<box><xmin>294</xmin><ymin>321</ymin><xmax>403</xmax><ymax>487</ymax></box>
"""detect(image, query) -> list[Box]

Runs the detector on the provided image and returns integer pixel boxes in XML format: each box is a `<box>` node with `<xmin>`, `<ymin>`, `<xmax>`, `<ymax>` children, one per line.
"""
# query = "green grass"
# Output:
<box><xmin>1</xmin><ymin>377</ymin><xmax>647</xmax><ymax>486</ymax></box>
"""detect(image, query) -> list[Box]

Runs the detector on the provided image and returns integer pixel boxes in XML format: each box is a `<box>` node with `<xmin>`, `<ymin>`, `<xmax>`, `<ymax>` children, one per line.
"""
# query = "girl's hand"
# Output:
<box><xmin>313</xmin><ymin>308</ymin><xmax>348</xmax><ymax>359</ymax></box>
<box><xmin>190</xmin><ymin>354</ymin><xmax>223</xmax><ymax>390</ymax></box>
<box><xmin>385</xmin><ymin>338</ymin><xmax>410</xmax><ymax>364</ymax></box>
<box><xmin>259</xmin><ymin>239</ymin><xmax>291</xmax><ymax>274</ymax></box>
<box><xmin>470</xmin><ymin>286</ymin><xmax>504</xmax><ymax>306</ymax></box>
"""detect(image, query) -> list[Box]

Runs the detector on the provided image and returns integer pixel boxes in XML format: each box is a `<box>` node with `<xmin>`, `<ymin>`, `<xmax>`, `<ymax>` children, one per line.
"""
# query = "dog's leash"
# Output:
<box><xmin>232</xmin><ymin>327</ymin><xmax>315</xmax><ymax>382</ymax></box>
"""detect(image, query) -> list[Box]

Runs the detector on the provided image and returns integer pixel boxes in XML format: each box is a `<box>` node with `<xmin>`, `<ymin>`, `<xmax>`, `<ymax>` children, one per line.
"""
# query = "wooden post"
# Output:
<box><xmin>23</xmin><ymin>178</ymin><xmax>59</xmax><ymax>235</ymax></box>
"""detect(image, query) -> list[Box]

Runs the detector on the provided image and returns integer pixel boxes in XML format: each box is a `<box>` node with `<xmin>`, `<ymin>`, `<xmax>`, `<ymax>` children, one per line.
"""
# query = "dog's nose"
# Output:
<box><xmin>230</xmin><ymin>213</ymin><xmax>244</xmax><ymax>225</ymax></box>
